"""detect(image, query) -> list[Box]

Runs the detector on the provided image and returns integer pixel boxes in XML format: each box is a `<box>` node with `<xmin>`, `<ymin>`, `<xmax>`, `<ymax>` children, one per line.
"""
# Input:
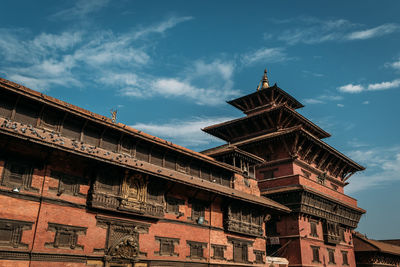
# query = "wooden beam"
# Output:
<box><xmin>292</xmin><ymin>133</ymin><xmax>299</xmax><ymax>156</ymax></box>
<box><xmin>343</xmin><ymin>171</ymin><xmax>355</xmax><ymax>182</ymax></box>
<box><xmin>281</xmin><ymin>137</ymin><xmax>292</xmax><ymax>157</ymax></box>
<box><xmin>265</xmin><ymin>113</ymin><xmax>275</xmax><ymax>128</ymax></box>
<box><xmin>277</xmin><ymin>109</ymin><xmax>283</xmax><ymax>128</ymax></box>
<box><xmin>296</xmin><ymin>137</ymin><xmax>307</xmax><ymax>155</ymax></box>
<box><xmin>256</xmin><ymin>93</ymin><xmax>264</xmax><ymax>106</ymax></box>
<box><xmin>310</xmin><ymin>147</ymin><xmax>321</xmax><ymax>165</ymax></box>
<box><xmin>302</xmin><ymin>143</ymin><xmax>313</xmax><ymax>162</ymax></box>
<box><xmin>317</xmin><ymin>152</ymin><xmax>330</xmax><ymax>169</ymax></box>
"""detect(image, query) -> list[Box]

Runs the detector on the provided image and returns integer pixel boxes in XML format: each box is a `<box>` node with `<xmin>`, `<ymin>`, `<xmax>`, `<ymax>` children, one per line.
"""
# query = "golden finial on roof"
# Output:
<box><xmin>257</xmin><ymin>68</ymin><xmax>270</xmax><ymax>91</ymax></box>
<box><xmin>110</xmin><ymin>109</ymin><xmax>117</xmax><ymax>123</ymax></box>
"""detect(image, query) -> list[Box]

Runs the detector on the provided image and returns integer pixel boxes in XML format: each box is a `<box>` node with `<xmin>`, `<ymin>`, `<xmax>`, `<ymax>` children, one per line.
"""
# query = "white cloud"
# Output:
<box><xmin>133</xmin><ymin>16</ymin><xmax>194</xmax><ymax>39</ymax></box>
<box><xmin>132</xmin><ymin>117</ymin><xmax>234</xmax><ymax>148</ymax></box>
<box><xmin>270</xmin><ymin>17</ymin><xmax>399</xmax><ymax>45</ymax></box>
<box><xmin>337</xmin><ymin>103</ymin><xmax>344</xmax><ymax>107</ymax></box>
<box><xmin>0</xmin><ymin>16</ymin><xmax>192</xmax><ymax>92</ymax></box>
<box><xmin>367</xmin><ymin>79</ymin><xmax>400</xmax><ymax>91</ymax></box>
<box><xmin>338</xmin><ymin>79</ymin><xmax>400</xmax><ymax>94</ymax></box>
<box><xmin>345</xmin><ymin>146</ymin><xmax>400</xmax><ymax>194</ymax></box>
<box><xmin>362</xmin><ymin>101</ymin><xmax>370</xmax><ymax>105</ymax></box>
<box><xmin>303</xmin><ymin>98</ymin><xmax>324</xmax><ymax>104</ymax></box>
<box><xmin>346</xmin><ymin>23</ymin><xmax>400</xmax><ymax>40</ymax></box>
<box><xmin>50</xmin><ymin>0</ymin><xmax>110</xmax><ymax>20</ymax></box>
<box><xmin>303</xmin><ymin>94</ymin><xmax>343</xmax><ymax>105</ymax></box>
<box><xmin>241</xmin><ymin>47</ymin><xmax>290</xmax><ymax>65</ymax></box>
<box><xmin>338</xmin><ymin>84</ymin><xmax>365</xmax><ymax>93</ymax></box>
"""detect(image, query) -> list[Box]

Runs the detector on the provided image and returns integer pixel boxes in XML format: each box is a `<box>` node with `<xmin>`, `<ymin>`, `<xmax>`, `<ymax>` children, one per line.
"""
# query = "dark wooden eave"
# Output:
<box><xmin>202</xmin><ymin>104</ymin><xmax>330</xmax><ymax>142</ymax></box>
<box><xmin>202</xmin><ymin>145</ymin><xmax>265</xmax><ymax>165</ymax></box>
<box><xmin>230</xmin><ymin>126</ymin><xmax>365</xmax><ymax>173</ymax></box>
<box><xmin>227</xmin><ymin>84</ymin><xmax>304</xmax><ymax>113</ymax></box>
<box><xmin>353</xmin><ymin>232</ymin><xmax>400</xmax><ymax>256</ymax></box>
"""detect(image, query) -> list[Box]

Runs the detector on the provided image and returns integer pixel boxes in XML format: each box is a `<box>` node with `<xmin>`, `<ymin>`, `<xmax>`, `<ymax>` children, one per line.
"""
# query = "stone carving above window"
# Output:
<box><xmin>45</xmin><ymin>223</ymin><xmax>87</xmax><ymax>250</ymax></box>
<box><xmin>95</xmin><ymin>216</ymin><xmax>149</xmax><ymax>263</ymax></box>
<box><xmin>0</xmin><ymin>218</ymin><xmax>33</xmax><ymax>249</ymax></box>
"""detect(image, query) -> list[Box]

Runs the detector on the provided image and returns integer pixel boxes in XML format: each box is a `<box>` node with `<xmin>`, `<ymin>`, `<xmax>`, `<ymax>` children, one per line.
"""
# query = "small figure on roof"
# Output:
<box><xmin>110</xmin><ymin>109</ymin><xmax>117</xmax><ymax>123</ymax></box>
<box><xmin>257</xmin><ymin>68</ymin><xmax>270</xmax><ymax>91</ymax></box>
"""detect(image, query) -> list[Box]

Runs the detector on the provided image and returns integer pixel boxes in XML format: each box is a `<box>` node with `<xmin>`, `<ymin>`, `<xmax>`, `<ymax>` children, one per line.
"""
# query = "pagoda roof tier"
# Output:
<box><xmin>225</xmin><ymin>126</ymin><xmax>365</xmax><ymax>179</ymax></box>
<box><xmin>202</xmin><ymin>145</ymin><xmax>265</xmax><ymax>165</ymax></box>
<box><xmin>227</xmin><ymin>84</ymin><xmax>304</xmax><ymax>113</ymax></box>
<box><xmin>202</xmin><ymin>104</ymin><xmax>330</xmax><ymax>142</ymax></box>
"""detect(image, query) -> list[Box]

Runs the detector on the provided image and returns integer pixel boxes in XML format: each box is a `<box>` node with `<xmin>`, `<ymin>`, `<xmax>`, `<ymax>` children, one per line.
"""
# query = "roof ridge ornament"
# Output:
<box><xmin>257</xmin><ymin>68</ymin><xmax>270</xmax><ymax>91</ymax></box>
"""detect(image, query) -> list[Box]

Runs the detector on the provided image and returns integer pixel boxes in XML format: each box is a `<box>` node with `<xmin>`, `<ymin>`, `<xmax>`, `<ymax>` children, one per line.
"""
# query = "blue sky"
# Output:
<box><xmin>1</xmin><ymin>0</ymin><xmax>399</xmax><ymax>239</ymax></box>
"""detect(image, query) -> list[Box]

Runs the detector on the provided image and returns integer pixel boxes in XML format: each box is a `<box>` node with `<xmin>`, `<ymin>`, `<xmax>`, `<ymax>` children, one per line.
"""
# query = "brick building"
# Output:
<box><xmin>0</xmin><ymin>77</ymin><xmax>291</xmax><ymax>267</ymax></box>
<box><xmin>202</xmin><ymin>70</ymin><xmax>365</xmax><ymax>266</ymax></box>
<box><xmin>353</xmin><ymin>232</ymin><xmax>400</xmax><ymax>267</ymax></box>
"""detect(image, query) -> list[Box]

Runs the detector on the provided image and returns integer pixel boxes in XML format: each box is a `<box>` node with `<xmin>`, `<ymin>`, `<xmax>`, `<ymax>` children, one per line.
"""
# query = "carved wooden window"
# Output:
<box><xmin>0</xmin><ymin>218</ymin><xmax>33</xmax><ymax>248</ymax></box>
<box><xmin>164</xmin><ymin>153</ymin><xmax>176</xmax><ymax>170</ymax></box>
<box><xmin>136</xmin><ymin>143</ymin><xmax>149</xmax><ymax>162</ymax></box>
<box><xmin>261</xmin><ymin>168</ymin><xmax>278</xmax><ymax>179</ymax></box>
<box><xmin>254</xmin><ymin>250</ymin><xmax>265</xmax><ymax>264</ymax></box>
<box><xmin>96</xmin><ymin>169</ymin><xmax>120</xmax><ymax>194</ymax></box>
<box><xmin>62</xmin><ymin>115</ymin><xmax>84</xmax><ymax>141</ymax></box>
<box><xmin>328</xmin><ymin>249</ymin><xmax>335</xmax><ymax>264</ymax></box>
<box><xmin>176</xmin><ymin>156</ymin><xmax>188</xmax><ymax>174</ymax></box>
<box><xmin>166</xmin><ymin>196</ymin><xmax>184</xmax><ymax>215</ymax></box>
<box><xmin>189</xmin><ymin>163</ymin><xmax>200</xmax><ymax>177</ymax></box>
<box><xmin>50</xmin><ymin>171</ymin><xmax>84</xmax><ymax>197</ymax></box>
<box><xmin>102</xmin><ymin>129</ymin><xmax>120</xmax><ymax>152</ymax></box>
<box><xmin>311</xmin><ymin>246</ymin><xmax>320</xmax><ymax>263</ymax></box>
<box><xmin>45</xmin><ymin>223</ymin><xmax>87</xmax><ymax>250</ymax></box>
<box><xmin>83</xmin><ymin>122</ymin><xmax>101</xmax><ymax>146</ymax></box>
<box><xmin>186</xmin><ymin>241</ymin><xmax>207</xmax><ymax>260</ymax></box>
<box><xmin>151</xmin><ymin>149</ymin><xmax>164</xmax><ymax>167</ymax></box>
<box><xmin>40</xmin><ymin>106</ymin><xmax>62</xmax><ymax>130</ymax></box>
<box><xmin>233</xmin><ymin>242</ymin><xmax>248</xmax><ymax>263</ymax></box>
<box><xmin>310</xmin><ymin>220</ymin><xmax>318</xmax><ymax>237</ymax></box>
<box><xmin>1</xmin><ymin>159</ymin><xmax>34</xmax><ymax>190</ymax></box>
<box><xmin>189</xmin><ymin>200</ymin><xmax>207</xmax><ymax>223</ymax></box>
<box><xmin>341</xmin><ymin>251</ymin><xmax>349</xmax><ymax>265</ymax></box>
<box><xmin>155</xmin><ymin>236</ymin><xmax>179</xmax><ymax>256</ymax></box>
<box><xmin>0</xmin><ymin>90</ymin><xmax>16</xmax><ymax>119</ymax></box>
<box><xmin>147</xmin><ymin>179</ymin><xmax>164</xmax><ymax>204</ymax></box>
<box><xmin>14</xmin><ymin>98</ymin><xmax>40</xmax><ymax>125</ymax></box>
<box><xmin>120</xmin><ymin>136</ymin><xmax>133</xmax><ymax>155</ymax></box>
<box><xmin>211</xmin><ymin>244</ymin><xmax>226</xmax><ymax>260</ymax></box>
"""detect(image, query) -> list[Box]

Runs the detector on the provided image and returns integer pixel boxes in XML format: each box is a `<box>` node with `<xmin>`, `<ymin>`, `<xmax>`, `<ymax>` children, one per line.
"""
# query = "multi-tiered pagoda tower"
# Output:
<box><xmin>202</xmin><ymin>70</ymin><xmax>366</xmax><ymax>266</ymax></box>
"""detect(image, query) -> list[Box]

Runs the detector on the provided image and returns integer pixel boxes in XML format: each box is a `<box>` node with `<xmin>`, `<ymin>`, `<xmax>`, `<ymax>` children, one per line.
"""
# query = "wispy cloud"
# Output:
<box><xmin>268</xmin><ymin>17</ymin><xmax>399</xmax><ymax>45</ymax></box>
<box><xmin>50</xmin><ymin>0</ymin><xmax>110</xmax><ymax>20</ymax></box>
<box><xmin>385</xmin><ymin>58</ymin><xmax>400</xmax><ymax>70</ymax></box>
<box><xmin>345</xmin><ymin>146</ymin><xmax>400</xmax><ymax>193</ymax></box>
<box><xmin>241</xmin><ymin>47</ymin><xmax>290</xmax><ymax>65</ymax></box>
<box><xmin>303</xmin><ymin>94</ymin><xmax>343</xmax><ymax>105</ymax></box>
<box><xmin>132</xmin><ymin>117</ymin><xmax>234</xmax><ymax>148</ymax></box>
<box><xmin>346</xmin><ymin>23</ymin><xmax>400</xmax><ymax>40</ymax></box>
<box><xmin>117</xmin><ymin>59</ymin><xmax>239</xmax><ymax>105</ymax></box>
<box><xmin>133</xmin><ymin>16</ymin><xmax>193</xmax><ymax>39</ymax></box>
<box><xmin>0</xmin><ymin>16</ymin><xmax>192</xmax><ymax>93</ymax></box>
<box><xmin>338</xmin><ymin>79</ymin><xmax>400</xmax><ymax>93</ymax></box>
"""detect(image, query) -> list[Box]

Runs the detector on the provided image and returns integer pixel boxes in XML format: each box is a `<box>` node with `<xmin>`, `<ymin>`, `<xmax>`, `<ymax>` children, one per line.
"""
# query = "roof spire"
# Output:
<box><xmin>257</xmin><ymin>68</ymin><xmax>270</xmax><ymax>91</ymax></box>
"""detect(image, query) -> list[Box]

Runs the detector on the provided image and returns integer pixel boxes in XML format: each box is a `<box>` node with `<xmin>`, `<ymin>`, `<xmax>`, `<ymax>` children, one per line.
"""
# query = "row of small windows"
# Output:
<box><xmin>311</xmin><ymin>246</ymin><xmax>349</xmax><ymax>265</ymax></box>
<box><xmin>0</xmin><ymin>91</ymin><xmax>232</xmax><ymax>188</ymax></box>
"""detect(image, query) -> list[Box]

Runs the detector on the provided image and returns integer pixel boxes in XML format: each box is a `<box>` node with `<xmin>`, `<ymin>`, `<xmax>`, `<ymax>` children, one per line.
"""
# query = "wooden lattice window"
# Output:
<box><xmin>211</xmin><ymin>244</ymin><xmax>226</xmax><ymax>260</ymax></box>
<box><xmin>189</xmin><ymin>200</ymin><xmax>207</xmax><ymax>223</ymax></box>
<box><xmin>1</xmin><ymin>159</ymin><xmax>34</xmax><ymax>190</ymax></box>
<box><xmin>342</xmin><ymin>251</ymin><xmax>349</xmax><ymax>265</ymax></box>
<box><xmin>45</xmin><ymin>223</ymin><xmax>87</xmax><ymax>250</ymax></box>
<box><xmin>228</xmin><ymin>237</ymin><xmax>253</xmax><ymax>263</ymax></box>
<box><xmin>0</xmin><ymin>218</ymin><xmax>33</xmax><ymax>248</ymax></box>
<box><xmin>311</xmin><ymin>246</ymin><xmax>320</xmax><ymax>263</ymax></box>
<box><xmin>310</xmin><ymin>220</ymin><xmax>318</xmax><ymax>237</ymax></box>
<box><xmin>166</xmin><ymin>196</ymin><xmax>184</xmax><ymax>215</ymax></box>
<box><xmin>328</xmin><ymin>249</ymin><xmax>335</xmax><ymax>264</ymax></box>
<box><xmin>254</xmin><ymin>250</ymin><xmax>265</xmax><ymax>264</ymax></box>
<box><xmin>50</xmin><ymin>171</ymin><xmax>85</xmax><ymax>197</ymax></box>
<box><xmin>340</xmin><ymin>227</ymin><xmax>346</xmax><ymax>242</ymax></box>
<box><xmin>187</xmin><ymin>241</ymin><xmax>207</xmax><ymax>260</ymax></box>
<box><xmin>155</xmin><ymin>236</ymin><xmax>179</xmax><ymax>256</ymax></box>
